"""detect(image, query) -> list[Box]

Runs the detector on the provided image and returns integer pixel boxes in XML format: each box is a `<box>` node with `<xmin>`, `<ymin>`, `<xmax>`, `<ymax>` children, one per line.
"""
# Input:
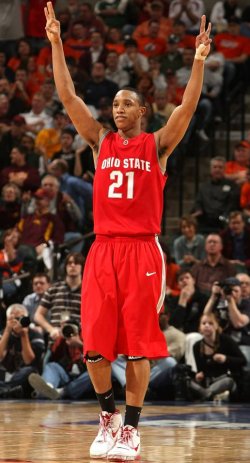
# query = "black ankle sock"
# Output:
<box><xmin>96</xmin><ymin>388</ymin><xmax>116</xmax><ymax>413</ymax></box>
<box><xmin>124</xmin><ymin>405</ymin><xmax>142</xmax><ymax>428</ymax></box>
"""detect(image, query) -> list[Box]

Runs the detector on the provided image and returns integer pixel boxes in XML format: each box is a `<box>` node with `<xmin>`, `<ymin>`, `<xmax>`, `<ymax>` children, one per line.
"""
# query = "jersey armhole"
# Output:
<box><xmin>94</xmin><ymin>130</ymin><xmax>112</xmax><ymax>169</ymax></box>
<box><xmin>153</xmin><ymin>133</ymin><xmax>167</xmax><ymax>176</ymax></box>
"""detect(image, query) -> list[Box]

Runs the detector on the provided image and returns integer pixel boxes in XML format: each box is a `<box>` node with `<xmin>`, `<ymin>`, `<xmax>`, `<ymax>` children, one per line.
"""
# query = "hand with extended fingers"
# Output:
<box><xmin>195</xmin><ymin>15</ymin><xmax>212</xmax><ymax>60</ymax></box>
<box><xmin>44</xmin><ymin>1</ymin><xmax>60</xmax><ymax>44</ymax></box>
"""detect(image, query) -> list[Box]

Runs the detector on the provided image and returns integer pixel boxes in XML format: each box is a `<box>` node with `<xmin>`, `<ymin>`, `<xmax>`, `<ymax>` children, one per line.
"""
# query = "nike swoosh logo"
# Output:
<box><xmin>146</xmin><ymin>272</ymin><xmax>156</xmax><ymax>276</ymax></box>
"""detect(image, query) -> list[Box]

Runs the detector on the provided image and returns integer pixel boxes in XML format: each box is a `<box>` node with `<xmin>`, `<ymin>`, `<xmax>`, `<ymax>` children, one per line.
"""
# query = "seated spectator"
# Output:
<box><xmin>63</xmin><ymin>21</ymin><xmax>90</xmax><ymax>62</ymax></box>
<box><xmin>0</xmin><ymin>51</ymin><xmax>15</xmax><ymax>82</ymax></box>
<box><xmin>94</xmin><ymin>0</ymin><xmax>130</xmax><ymax>29</ymax></box>
<box><xmin>159</xmin><ymin>312</ymin><xmax>186</xmax><ymax>362</ymax></box>
<box><xmin>171</xmin><ymin>19</ymin><xmax>196</xmax><ymax>52</ymax></box>
<box><xmin>39</xmin><ymin>78</ymin><xmax>59</xmax><ymax>117</ymax></box>
<box><xmin>168</xmin><ymin>0</ymin><xmax>205</xmax><ymax>34</ymax></box>
<box><xmin>236</xmin><ymin>272</ymin><xmax>250</xmax><ymax>299</ymax></box>
<box><xmin>48</xmin><ymin>159</ymin><xmax>93</xmax><ymax>231</ymax></box>
<box><xmin>220</xmin><ymin>210</ymin><xmax>250</xmax><ymax>272</ymax></box>
<box><xmin>22</xmin><ymin>273</ymin><xmax>51</xmax><ymax>328</ymax></box>
<box><xmin>97</xmin><ymin>97</ymin><xmax>116</xmax><ymax>131</ymax></box>
<box><xmin>7</xmin><ymin>39</ymin><xmax>34</xmax><ymax>73</ymax></box>
<box><xmin>118</xmin><ymin>38</ymin><xmax>149</xmax><ymax>87</ymax></box>
<box><xmin>23</xmin><ymin>174</ymin><xmax>85</xmax><ymax>253</ymax></box>
<box><xmin>0</xmin><ymin>183</ymin><xmax>21</xmax><ymax>233</ymax></box>
<box><xmin>160</xmin><ymin>33</ymin><xmax>183</xmax><ymax>75</ymax></box>
<box><xmin>106</xmin><ymin>28</ymin><xmax>125</xmax><ymax>55</ymax></box>
<box><xmin>173</xmin><ymin>215</ymin><xmax>205</xmax><ymax>268</ymax></box>
<box><xmin>17</xmin><ymin>188</ymin><xmax>64</xmax><ymax>258</ymax></box>
<box><xmin>210</xmin><ymin>0</ymin><xmax>242</xmax><ymax>32</ymax></box>
<box><xmin>133</xmin><ymin>1</ymin><xmax>173</xmax><ymax>41</ymax></box>
<box><xmin>83</xmin><ymin>61</ymin><xmax>119</xmax><ymax>110</ymax></box>
<box><xmin>28</xmin><ymin>318</ymin><xmax>93</xmax><ymax>400</ymax></box>
<box><xmin>240</xmin><ymin>168</ymin><xmax>250</xmax><ymax>218</ymax></box>
<box><xmin>188</xmin><ymin>312</ymin><xmax>246</xmax><ymax>401</ymax></box>
<box><xmin>34</xmin><ymin>252</ymin><xmax>83</xmax><ymax>339</ymax></box>
<box><xmin>78</xmin><ymin>2</ymin><xmax>107</xmax><ymax>37</ymax></box>
<box><xmin>225</xmin><ymin>140</ymin><xmax>250</xmax><ymax>185</ymax></box>
<box><xmin>78</xmin><ymin>31</ymin><xmax>109</xmax><ymax>75</ymax></box>
<box><xmin>105</xmin><ymin>51</ymin><xmax>130</xmax><ymax>89</ymax></box>
<box><xmin>0</xmin><ymin>145</ymin><xmax>40</xmax><ymax>192</ymax></box>
<box><xmin>51</xmin><ymin>127</ymin><xmax>78</xmax><ymax>176</ymax></box>
<box><xmin>136</xmin><ymin>19</ymin><xmax>166</xmax><ymax>58</ymax></box>
<box><xmin>152</xmin><ymin>88</ymin><xmax>176</xmax><ymax>124</ymax></box>
<box><xmin>21</xmin><ymin>91</ymin><xmax>53</xmax><ymax>135</ymax></box>
<box><xmin>214</xmin><ymin>17</ymin><xmax>250</xmax><ymax>86</ymax></box>
<box><xmin>0</xmin><ymin>228</ymin><xmax>23</xmax><ymax>305</ymax></box>
<box><xmin>159</xmin><ymin>238</ymin><xmax>180</xmax><ymax>297</ymax></box>
<box><xmin>0</xmin><ymin>93</ymin><xmax>15</xmax><ymax>130</ymax></box>
<box><xmin>0</xmin><ymin>76</ymin><xmax>30</xmax><ymax>114</ymax></box>
<box><xmin>56</xmin><ymin>8</ymin><xmax>72</xmax><ymax>41</ymax></box>
<box><xmin>191</xmin><ymin>233</ymin><xmax>236</xmax><ymax>296</ymax></box>
<box><xmin>0</xmin><ymin>115</ymin><xmax>27</xmax><ymax>170</ymax></box>
<box><xmin>203</xmin><ymin>278</ymin><xmax>250</xmax><ymax>345</ymax></box>
<box><xmin>148</xmin><ymin>56</ymin><xmax>167</xmax><ymax>91</ymax></box>
<box><xmin>136</xmin><ymin>73</ymin><xmax>155</xmax><ymax>104</ymax></box>
<box><xmin>191</xmin><ymin>156</ymin><xmax>240</xmax><ymax>233</ymax></box>
<box><xmin>166</xmin><ymin>269</ymin><xmax>208</xmax><ymax>333</ymax></box>
<box><xmin>0</xmin><ymin>303</ymin><xmax>45</xmax><ymax>398</ymax></box>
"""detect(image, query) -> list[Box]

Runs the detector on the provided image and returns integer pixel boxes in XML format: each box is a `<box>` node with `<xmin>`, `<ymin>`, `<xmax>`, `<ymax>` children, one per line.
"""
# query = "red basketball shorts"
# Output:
<box><xmin>81</xmin><ymin>235</ymin><xmax>168</xmax><ymax>362</ymax></box>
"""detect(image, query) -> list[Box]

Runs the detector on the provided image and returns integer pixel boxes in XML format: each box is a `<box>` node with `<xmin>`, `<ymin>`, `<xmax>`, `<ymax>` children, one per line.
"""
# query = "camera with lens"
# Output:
<box><xmin>62</xmin><ymin>322</ymin><xmax>79</xmax><ymax>338</ymax></box>
<box><xmin>217</xmin><ymin>279</ymin><xmax>234</xmax><ymax>296</ymax></box>
<box><xmin>15</xmin><ymin>316</ymin><xmax>31</xmax><ymax>327</ymax></box>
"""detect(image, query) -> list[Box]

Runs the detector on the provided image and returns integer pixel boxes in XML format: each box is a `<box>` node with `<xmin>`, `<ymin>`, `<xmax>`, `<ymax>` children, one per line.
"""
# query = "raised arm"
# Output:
<box><xmin>44</xmin><ymin>2</ymin><xmax>103</xmax><ymax>149</ymax></box>
<box><xmin>155</xmin><ymin>16</ymin><xmax>211</xmax><ymax>167</ymax></box>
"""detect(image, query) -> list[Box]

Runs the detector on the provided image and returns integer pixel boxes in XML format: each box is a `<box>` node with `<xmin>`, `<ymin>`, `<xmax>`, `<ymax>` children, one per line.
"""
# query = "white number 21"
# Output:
<box><xmin>108</xmin><ymin>170</ymin><xmax>134</xmax><ymax>199</ymax></box>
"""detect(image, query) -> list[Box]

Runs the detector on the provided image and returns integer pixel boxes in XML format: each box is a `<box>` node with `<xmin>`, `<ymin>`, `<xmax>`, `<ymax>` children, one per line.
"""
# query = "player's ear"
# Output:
<box><xmin>139</xmin><ymin>106</ymin><xmax>147</xmax><ymax>117</ymax></box>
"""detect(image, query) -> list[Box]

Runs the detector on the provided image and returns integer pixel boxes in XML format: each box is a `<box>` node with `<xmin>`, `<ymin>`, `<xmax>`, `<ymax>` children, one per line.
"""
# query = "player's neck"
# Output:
<box><xmin>118</xmin><ymin>128</ymin><xmax>142</xmax><ymax>140</ymax></box>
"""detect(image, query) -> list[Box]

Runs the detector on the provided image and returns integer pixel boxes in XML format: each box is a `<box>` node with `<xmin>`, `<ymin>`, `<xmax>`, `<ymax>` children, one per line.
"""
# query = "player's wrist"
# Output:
<box><xmin>195</xmin><ymin>44</ymin><xmax>206</xmax><ymax>61</ymax></box>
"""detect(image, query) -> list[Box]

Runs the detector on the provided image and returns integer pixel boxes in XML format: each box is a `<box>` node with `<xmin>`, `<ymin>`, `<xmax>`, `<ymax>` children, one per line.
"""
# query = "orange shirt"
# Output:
<box><xmin>225</xmin><ymin>160</ymin><xmax>248</xmax><ymax>175</ymax></box>
<box><xmin>137</xmin><ymin>37</ymin><xmax>166</xmax><ymax>57</ymax></box>
<box><xmin>133</xmin><ymin>18</ymin><xmax>173</xmax><ymax>41</ymax></box>
<box><xmin>214</xmin><ymin>33</ymin><xmax>250</xmax><ymax>59</ymax></box>
<box><xmin>63</xmin><ymin>38</ymin><xmax>90</xmax><ymax>61</ymax></box>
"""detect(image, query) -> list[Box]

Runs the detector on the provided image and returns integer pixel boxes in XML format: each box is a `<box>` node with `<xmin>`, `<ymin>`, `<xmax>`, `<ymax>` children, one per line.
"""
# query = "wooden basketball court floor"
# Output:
<box><xmin>1</xmin><ymin>399</ymin><xmax>250</xmax><ymax>463</ymax></box>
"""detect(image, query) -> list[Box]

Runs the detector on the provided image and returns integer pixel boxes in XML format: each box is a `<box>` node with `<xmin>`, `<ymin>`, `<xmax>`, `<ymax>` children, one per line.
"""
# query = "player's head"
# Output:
<box><xmin>112</xmin><ymin>87</ymin><xmax>146</xmax><ymax>131</ymax></box>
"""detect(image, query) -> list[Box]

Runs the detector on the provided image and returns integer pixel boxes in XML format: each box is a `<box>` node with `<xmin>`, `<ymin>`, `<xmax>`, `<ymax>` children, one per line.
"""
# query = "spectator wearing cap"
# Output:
<box><xmin>17</xmin><ymin>187</ymin><xmax>64</xmax><ymax>259</ymax></box>
<box><xmin>0</xmin><ymin>115</ymin><xmax>26</xmax><ymax>169</ymax></box>
<box><xmin>135</xmin><ymin>19</ymin><xmax>166</xmax><ymax>58</ymax></box>
<box><xmin>51</xmin><ymin>128</ymin><xmax>79</xmax><ymax>176</ymax></box>
<box><xmin>225</xmin><ymin>140</ymin><xmax>250</xmax><ymax>185</ymax></box>
<box><xmin>119</xmin><ymin>38</ymin><xmax>149</xmax><ymax>86</ymax></box>
<box><xmin>160</xmin><ymin>34</ymin><xmax>183</xmax><ymax>75</ymax></box>
<box><xmin>0</xmin><ymin>145</ymin><xmax>40</xmax><ymax>193</ymax></box>
<box><xmin>169</xmin><ymin>0</ymin><xmax>205</xmax><ymax>34</ymax></box>
<box><xmin>105</xmin><ymin>51</ymin><xmax>130</xmax><ymax>89</ymax></box>
<box><xmin>220</xmin><ymin>210</ymin><xmax>250</xmax><ymax>273</ymax></box>
<box><xmin>133</xmin><ymin>1</ymin><xmax>173</xmax><ymax>41</ymax></box>
<box><xmin>83</xmin><ymin>62</ymin><xmax>118</xmax><ymax>110</ymax></box>
<box><xmin>203</xmin><ymin>277</ymin><xmax>250</xmax><ymax>346</ymax></box>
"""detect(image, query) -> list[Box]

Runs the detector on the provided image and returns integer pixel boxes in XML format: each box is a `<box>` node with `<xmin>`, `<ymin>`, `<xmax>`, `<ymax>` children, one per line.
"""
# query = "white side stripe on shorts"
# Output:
<box><xmin>155</xmin><ymin>236</ymin><xmax>166</xmax><ymax>313</ymax></box>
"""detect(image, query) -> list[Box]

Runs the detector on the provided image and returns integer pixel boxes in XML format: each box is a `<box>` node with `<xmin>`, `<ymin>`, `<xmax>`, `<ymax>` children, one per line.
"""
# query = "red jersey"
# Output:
<box><xmin>94</xmin><ymin>131</ymin><xmax>167</xmax><ymax>236</ymax></box>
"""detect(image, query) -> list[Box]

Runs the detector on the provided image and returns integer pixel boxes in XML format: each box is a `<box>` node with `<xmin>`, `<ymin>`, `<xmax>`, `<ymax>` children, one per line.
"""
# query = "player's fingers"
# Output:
<box><xmin>199</xmin><ymin>15</ymin><xmax>206</xmax><ymax>34</ymax></box>
<box><xmin>206</xmin><ymin>22</ymin><xmax>212</xmax><ymax>37</ymax></box>
<box><xmin>47</xmin><ymin>1</ymin><xmax>56</xmax><ymax>19</ymax></box>
<box><xmin>44</xmin><ymin>6</ymin><xmax>49</xmax><ymax>21</ymax></box>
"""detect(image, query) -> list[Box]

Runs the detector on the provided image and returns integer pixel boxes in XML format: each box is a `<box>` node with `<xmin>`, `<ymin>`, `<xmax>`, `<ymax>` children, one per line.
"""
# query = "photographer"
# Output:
<box><xmin>203</xmin><ymin>277</ymin><xmax>250</xmax><ymax>345</ymax></box>
<box><xmin>28</xmin><ymin>319</ymin><xmax>93</xmax><ymax>400</ymax></box>
<box><xmin>0</xmin><ymin>303</ymin><xmax>45</xmax><ymax>398</ymax></box>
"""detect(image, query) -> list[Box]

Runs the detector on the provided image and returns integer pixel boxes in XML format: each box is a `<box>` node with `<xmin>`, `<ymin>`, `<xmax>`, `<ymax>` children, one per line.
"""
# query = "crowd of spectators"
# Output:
<box><xmin>0</xmin><ymin>0</ymin><xmax>250</xmax><ymax>402</ymax></box>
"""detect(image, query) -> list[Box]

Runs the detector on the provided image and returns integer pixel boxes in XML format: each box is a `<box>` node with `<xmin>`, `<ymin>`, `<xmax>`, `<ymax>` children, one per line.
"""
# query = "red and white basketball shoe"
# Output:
<box><xmin>89</xmin><ymin>410</ymin><xmax>122</xmax><ymax>459</ymax></box>
<box><xmin>107</xmin><ymin>424</ymin><xmax>141</xmax><ymax>461</ymax></box>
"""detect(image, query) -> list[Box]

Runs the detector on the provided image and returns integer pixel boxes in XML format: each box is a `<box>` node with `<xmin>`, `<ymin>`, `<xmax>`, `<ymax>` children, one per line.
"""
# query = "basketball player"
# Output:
<box><xmin>44</xmin><ymin>2</ymin><xmax>211</xmax><ymax>461</ymax></box>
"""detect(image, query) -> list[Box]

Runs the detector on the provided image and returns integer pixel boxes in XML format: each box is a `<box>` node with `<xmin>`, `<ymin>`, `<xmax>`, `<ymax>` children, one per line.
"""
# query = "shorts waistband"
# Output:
<box><xmin>95</xmin><ymin>234</ymin><xmax>157</xmax><ymax>242</ymax></box>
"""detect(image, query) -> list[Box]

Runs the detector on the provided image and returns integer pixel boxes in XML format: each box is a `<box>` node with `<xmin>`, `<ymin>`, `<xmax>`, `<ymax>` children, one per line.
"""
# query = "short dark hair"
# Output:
<box><xmin>119</xmin><ymin>87</ymin><xmax>146</xmax><ymax>106</ymax></box>
<box><xmin>32</xmin><ymin>272</ymin><xmax>51</xmax><ymax>283</ymax></box>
